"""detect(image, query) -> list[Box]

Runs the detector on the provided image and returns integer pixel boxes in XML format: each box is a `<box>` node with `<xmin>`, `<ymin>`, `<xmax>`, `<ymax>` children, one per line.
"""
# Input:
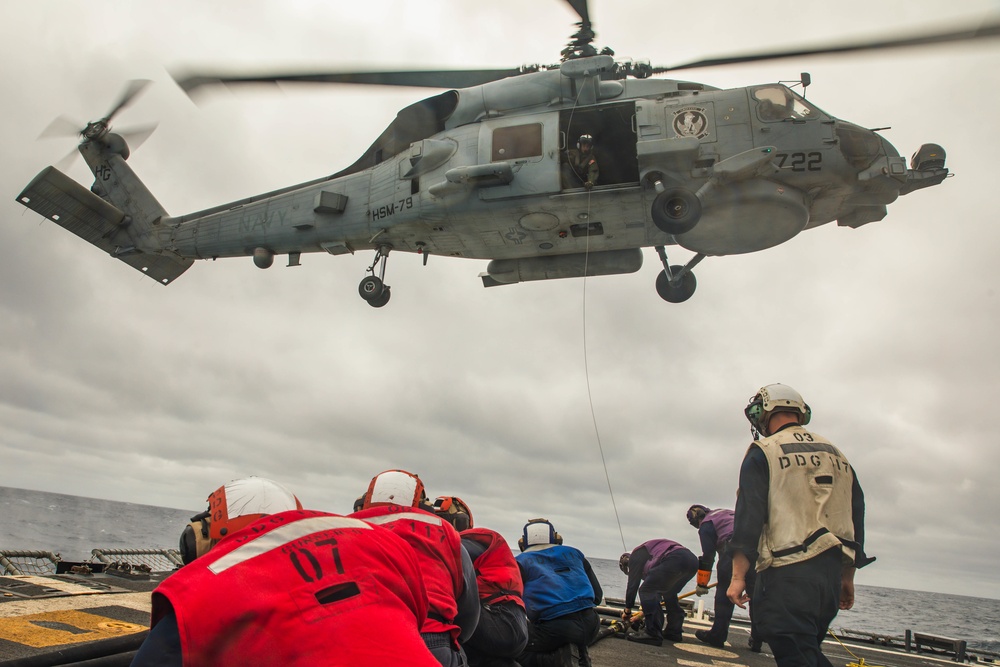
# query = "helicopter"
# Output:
<box><xmin>15</xmin><ymin>2</ymin><xmax>998</xmax><ymax>307</ymax></box>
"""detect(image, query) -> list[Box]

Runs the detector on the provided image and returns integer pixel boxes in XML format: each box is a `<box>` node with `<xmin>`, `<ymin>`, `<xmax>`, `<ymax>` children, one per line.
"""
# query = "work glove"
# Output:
<box><xmin>696</xmin><ymin>584</ymin><xmax>710</xmax><ymax>596</ymax></box>
<box><xmin>696</xmin><ymin>569</ymin><xmax>712</xmax><ymax>587</ymax></box>
<box><xmin>584</xmin><ymin>181</ymin><xmax>593</xmax><ymax>189</ymax></box>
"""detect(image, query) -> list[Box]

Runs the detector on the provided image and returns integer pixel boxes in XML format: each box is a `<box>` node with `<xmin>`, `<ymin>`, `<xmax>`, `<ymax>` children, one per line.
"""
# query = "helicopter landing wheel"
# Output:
<box><xmin>652</xmin><ymin>187</ymin><xmax>701</xmax><ymax>236</ymax></box>
<box><xmin>359</xmin><ymin>276</ymin><xmax>385</xmax><ymax>301</ymax></box>
<box><xmin>367</xmin><ymin>286</ymin><xmax>391</xmax><ymax>308</ymax></box>
<box><xmin>655</xmin><ymin>265</ymin><xmax>697</xmax><ymax>303</ymax></box>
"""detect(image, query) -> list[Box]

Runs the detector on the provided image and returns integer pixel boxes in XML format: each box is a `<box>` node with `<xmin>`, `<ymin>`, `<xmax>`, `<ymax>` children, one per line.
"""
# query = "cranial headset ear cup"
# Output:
<box><xmin>180</xmin><ymin>510</ymin><xmax>212</xmax><ymax>565</ymax></box>
<box><xmin>179</xmin><ymin>524</ymin><xmax>197</xmax><ymax>566</ymax></box>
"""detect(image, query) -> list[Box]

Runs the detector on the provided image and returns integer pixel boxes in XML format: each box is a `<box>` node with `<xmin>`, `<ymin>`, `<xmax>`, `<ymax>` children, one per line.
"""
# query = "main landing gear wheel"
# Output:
<box><xmin>367</xmin><ymin>286</ymin><xmax>391</xmax><ymax>308</ymax></box>
<box><xmin>651</xmin><ymin>187</ymin><xmax>701</xmax><ymax>236</ymax></box>
<box><xmin>359</xmin><ymin>276</ymin><xmax>384</xmax><ymax>301</ymax></box>
<box><xmin>656</xmin><ymin>266</ymin><xmax>697</xmax><ymax>303</ymax></box>
<box><xmin>359</xmin><ymin>244</ymin><xmax>393</xmax><ymax>307</ymax></box>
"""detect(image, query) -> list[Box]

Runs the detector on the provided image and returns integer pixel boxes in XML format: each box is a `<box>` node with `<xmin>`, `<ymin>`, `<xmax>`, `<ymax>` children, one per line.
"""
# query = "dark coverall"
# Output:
<box><xmin>461</xmin><ymin>536</ymin><xmax>529</xmax><ymax>667</ymax></box>
<box><xmin>697</xmin><ymin>517</ymin><xmax>756</xmax><ymax>645</ymax></box>
<box><xmin>561</xmin><ymin>147</ymin><xmax>599</xmax><ymax>189</ymax></box>
<box><xmin>624</xmin><ymin>543</ymin><xmax>698</xmax><ymax>640</ymax></box>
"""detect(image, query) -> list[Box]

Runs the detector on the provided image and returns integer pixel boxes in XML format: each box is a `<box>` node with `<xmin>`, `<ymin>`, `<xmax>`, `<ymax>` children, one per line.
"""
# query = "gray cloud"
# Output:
<box><xmin>1</xmin><ymin>0</ymin><xmax>999</xmax><ymax>599</ymax></box>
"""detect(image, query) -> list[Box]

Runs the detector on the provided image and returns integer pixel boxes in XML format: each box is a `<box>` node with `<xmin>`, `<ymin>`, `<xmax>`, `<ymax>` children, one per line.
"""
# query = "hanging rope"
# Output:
<box><xmin>828</xmin><ymin>628</ymin><xmax>885</xmax><ymax>667</ymax></box>
<box><xmin>564</xmin><ymin>84</ymin><xmax>628</xmax><ymax>553</ymax></box>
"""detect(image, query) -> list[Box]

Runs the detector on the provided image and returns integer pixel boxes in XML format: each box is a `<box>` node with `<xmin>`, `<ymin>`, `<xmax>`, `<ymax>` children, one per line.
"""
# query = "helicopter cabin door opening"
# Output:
<box><xmin>560</xmin><ymin>102</ymin><xmax>639</xmax><ymax>191</ymax></box>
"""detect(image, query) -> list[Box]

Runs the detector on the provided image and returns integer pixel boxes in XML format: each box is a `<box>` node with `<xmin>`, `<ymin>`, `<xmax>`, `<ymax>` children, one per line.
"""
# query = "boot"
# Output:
<box><xmin>695</xmin><ymin>629</ymin><xmax>726</xmax><ymax>648</ymax></box>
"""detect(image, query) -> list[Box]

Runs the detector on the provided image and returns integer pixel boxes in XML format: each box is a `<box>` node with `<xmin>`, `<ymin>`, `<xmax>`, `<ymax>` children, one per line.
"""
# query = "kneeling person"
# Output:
<box><xmin>132</xmin><ymin>476</ymin><xmax>440</xmax><ymax>667</ymax></box>
<box><xmin>516</xmin><ymin>519</ymin><xmax>603</xmax><ymax>667</ymax></box>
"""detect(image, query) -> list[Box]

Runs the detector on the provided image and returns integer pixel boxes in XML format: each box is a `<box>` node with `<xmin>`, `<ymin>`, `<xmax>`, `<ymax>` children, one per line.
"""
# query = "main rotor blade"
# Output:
<box><xmin>655</xmin><ymin>19</ymin><xmax>1000</xmax><ymax>73</ymax></box>
<box><xmin>563</xmin><ymin>0</ymin><xmax>589</xmax><ymax>25</ymax></box>
<box><xmin>174</xmin><ymin>68</ymin><xmax>531</xmax><ymax>95</ymax></box>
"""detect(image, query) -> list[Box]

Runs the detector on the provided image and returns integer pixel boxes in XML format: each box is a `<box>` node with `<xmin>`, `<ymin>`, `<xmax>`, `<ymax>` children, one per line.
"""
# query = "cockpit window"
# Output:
<box><xmin>753</xmin><ymin>86</ymin><xmax>816</xmax><ymax>122</ymax></box>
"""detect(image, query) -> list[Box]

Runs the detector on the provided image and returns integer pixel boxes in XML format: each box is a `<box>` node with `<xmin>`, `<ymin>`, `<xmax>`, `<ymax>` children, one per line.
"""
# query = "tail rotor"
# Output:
<box><xmin>38</xmin><ymin>79</ymin><xmax>158</xmax><ymax>166</ymax></box>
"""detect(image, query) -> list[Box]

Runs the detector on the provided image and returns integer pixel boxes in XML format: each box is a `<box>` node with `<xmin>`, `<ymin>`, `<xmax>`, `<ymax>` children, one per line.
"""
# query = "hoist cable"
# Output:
<box><xmin>566</xmin><ymin>88</ymin><xmax>627</xmax><ymax>552</ymax></box>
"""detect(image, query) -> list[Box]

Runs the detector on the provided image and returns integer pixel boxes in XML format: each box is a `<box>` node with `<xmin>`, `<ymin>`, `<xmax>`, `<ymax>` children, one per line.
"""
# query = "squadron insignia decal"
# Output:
<box><xmin>673</xmin><ymin>108</ymin><xmax>709</xmax><ymax>139</ymax></box>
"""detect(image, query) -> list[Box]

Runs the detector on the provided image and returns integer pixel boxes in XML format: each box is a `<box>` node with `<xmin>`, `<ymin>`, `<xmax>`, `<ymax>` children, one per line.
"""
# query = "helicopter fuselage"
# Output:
<box><xmin>16</xmin><ymin>55</ymin><xmax>948</xmax><ymax>302</ymax></box>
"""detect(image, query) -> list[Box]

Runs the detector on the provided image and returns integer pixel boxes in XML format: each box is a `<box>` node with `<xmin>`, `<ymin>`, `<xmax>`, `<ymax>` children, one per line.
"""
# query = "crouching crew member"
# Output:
<box><xmin>516</xmin><ymin>519</ymin><xmax>603</xmax><ymax>667</ymax></box>
<box><xmin>435</xmin><ymin>496</ymin><xmax>529</xmax><ymax>667</ymax></box>
<box><xmin>619</xmin><ymin>539</ymin><xmax>698</xmax><ymax>646</ymax></box>
<box><xmin>132</xmin><ymin>476</ymin><xmax>440</xmax><ymax>667</ymax></box>
<box><xmin>351</xmin><ymin>471</ymin><xmax>480</xmax><ymax>667</ymax></box>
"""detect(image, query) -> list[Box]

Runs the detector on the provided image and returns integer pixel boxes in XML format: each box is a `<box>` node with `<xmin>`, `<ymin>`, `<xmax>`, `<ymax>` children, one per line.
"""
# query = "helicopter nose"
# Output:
<box><xmin>835</xmin><ymin>121</ymin><xmax>897</xmax><ymax>168</ymax></box>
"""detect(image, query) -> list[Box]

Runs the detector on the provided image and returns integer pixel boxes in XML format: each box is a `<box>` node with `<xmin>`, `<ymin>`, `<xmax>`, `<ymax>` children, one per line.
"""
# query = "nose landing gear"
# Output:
<box><xmin>654</xmin><ymin>246</ymin><xmax>705</xmax><ymax>303</ymax></box>
<box><xmin>359</xmin><ymin>245</ymin><xmax>392</xmax><ymax>308</ymax></box>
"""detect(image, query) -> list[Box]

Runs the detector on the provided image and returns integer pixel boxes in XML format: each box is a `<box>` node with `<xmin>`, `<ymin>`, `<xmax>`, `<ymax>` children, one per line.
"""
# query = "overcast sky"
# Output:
<box><xmin>2</xmin><ymin>1</ymin><xmax>999</xmax><ymax>600</ymax></box>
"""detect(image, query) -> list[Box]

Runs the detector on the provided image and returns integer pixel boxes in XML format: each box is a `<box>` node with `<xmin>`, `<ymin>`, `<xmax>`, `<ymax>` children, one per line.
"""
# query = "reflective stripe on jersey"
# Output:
<box><xmin>209</xmin><ymin>516</ymin><xmax>371</xmax><ymax>574</ymax></box>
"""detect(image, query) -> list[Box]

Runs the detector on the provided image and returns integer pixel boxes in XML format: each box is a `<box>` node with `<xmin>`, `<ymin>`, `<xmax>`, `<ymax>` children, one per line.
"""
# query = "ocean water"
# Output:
<box><xmin>0</xmin><ymin>485</ymin><xmax>194</xmax><ymax>561</ymax></box>
<box><xmin>2</xmin><ymin>486</ymin><xmax>999</xmax><ymax>655</ymax></box>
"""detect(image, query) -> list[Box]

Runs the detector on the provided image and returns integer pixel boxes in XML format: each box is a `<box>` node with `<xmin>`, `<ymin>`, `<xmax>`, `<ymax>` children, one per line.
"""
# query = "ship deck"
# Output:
<box><xmin>0</xmin><ymin>568</ymin><xmax>988</xmax><ymax>666</ymax></box>
<box><xmin>588</xmin><ymin>618</ymin><xmax>978</xmax><ymax>667</ymax></box>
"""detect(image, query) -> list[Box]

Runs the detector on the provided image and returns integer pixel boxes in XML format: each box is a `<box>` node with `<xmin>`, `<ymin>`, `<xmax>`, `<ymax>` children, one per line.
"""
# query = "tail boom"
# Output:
<box><xmin>15</xmin><ymin>166</ymin><xmax>192</xmax><ymax>285</ymax></box>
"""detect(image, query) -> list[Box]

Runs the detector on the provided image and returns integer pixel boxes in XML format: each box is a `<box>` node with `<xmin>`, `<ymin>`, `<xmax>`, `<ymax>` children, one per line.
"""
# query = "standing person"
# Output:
<box><xmin>562</xmin><ymin>134</ymin><xmax>600</xmax><ymax>189</ymax></box>
<box><xmin>434</xmin><ymin>496</ymin><xmax>530</xmax><ymax>667</ymax></box>
<box><xmin>727</xmin><ymin>384</ymin><xmax>875</xmax><ymax>667</ymax></box>
<box><xmin>687</xmin><ymin>504</ymin><xmax>759</xmax><ymax>649</ymax></box>
<box><xmin>131</xmin><ymin>476</ymin><xmax>440</xmax><ymax>667</ymax></box>
<box><xmin>351</xmin><ymin>470</ymin><xmax>480</xmax><ymax>667</ymax></box>
<box><xmin>618</xmin><ymin>539</ymin><xmax>698</xmax><ymax>646</ymax></box>
<box><xmin>516</xmin><ymin>519</ymin><xmax>603</xmax><ymax>667</ymax></box>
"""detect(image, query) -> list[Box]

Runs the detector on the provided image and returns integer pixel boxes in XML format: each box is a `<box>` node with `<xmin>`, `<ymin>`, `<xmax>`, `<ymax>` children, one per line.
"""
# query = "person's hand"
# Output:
<box><xmin>584</xmin><ymin>181</ymin><xmax>593</xmax><ymax>190</ymax></box>
<box><xmin>727</xmin><ymin>577</ymin><xmax>750</xmax><ymax>609</ymax></box>
<box><xmin>696</xmin><ymin>585</ymin><xmax>710</xmax><ymax>596</ymax></box>
<box><xmin>621</xmin><ymin>607</ymin><xmax>631</xmax><ymax>621</ymax></box>
<box><xmin>840</xmin><ymin>573</ymin><xmax>856</xmax><ymax>610</ymax></box>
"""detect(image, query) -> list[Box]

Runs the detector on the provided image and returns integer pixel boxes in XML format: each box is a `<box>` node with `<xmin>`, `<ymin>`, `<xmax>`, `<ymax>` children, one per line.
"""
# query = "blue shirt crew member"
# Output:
<box><xmin>727</xmin><ymin>384</ymin><xmax>875</xmax><ymax>667</ymax></box>
<box><xmin>515</xmin><ymin>519</ymin><xmax>603</xmax><ymax>667</ymax></box>
<box><xmin>618</xmin><ymin>539</ymin><xmax>697</xmax><ymax>646</ymax></box>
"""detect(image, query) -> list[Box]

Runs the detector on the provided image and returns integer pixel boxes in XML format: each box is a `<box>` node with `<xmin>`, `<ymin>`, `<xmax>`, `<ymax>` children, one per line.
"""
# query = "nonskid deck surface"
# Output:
<box><xmin>0</xmin><ymin>571</ymin><xmax>985</xmax><ymax>666</ymax></box>
<box><xmin>589</xmin><ymin>620</ymin><xmax>977</xmax><ymax>667</ymax></box>
<box><xmin>0</xmin><ymin>571</ymin><xmax>163</xmax><ymax>664</ymax></box>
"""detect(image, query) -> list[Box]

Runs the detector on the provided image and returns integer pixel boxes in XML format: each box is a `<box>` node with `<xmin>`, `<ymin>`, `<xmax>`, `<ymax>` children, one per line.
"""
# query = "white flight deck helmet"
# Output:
<box><xmin>745</xmin><ymin>383</ymin><xmax>811</xmax><ymax>438</ymax></box>
<box><xmin>517</xmin><ymin>518</ymin><xmax>563</xmax><ymax>552</ymax></box>
<box><xmin>207</xmin><ymin>476</ymin><xmax>302</xmax><ymax>541</ymax></box>
<box><xmin>362</xmin><ymin>469</ymin><xmax>429</xmax><ymax>510</ymax></box>
<box><xmin>180</xmin><ymin>476</ymin><xmax>301</xmax><ymax>564</ymax></box>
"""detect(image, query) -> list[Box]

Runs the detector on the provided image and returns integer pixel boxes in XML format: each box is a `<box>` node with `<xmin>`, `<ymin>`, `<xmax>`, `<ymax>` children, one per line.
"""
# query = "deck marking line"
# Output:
<box><xmin>0</xmin><ymin>609</ymin><xmax>144</xmax><ymax>648</ymax></box>
<box><xmin>675</xmin><ymin>643</ymin><xmax>741</xmax><ymax>659</ymax></box>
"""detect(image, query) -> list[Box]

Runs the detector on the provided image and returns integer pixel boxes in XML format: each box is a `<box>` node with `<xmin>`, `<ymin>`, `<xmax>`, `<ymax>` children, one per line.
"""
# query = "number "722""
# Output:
<box><xmin>775</xmin><ymin>152</ymin><xmax>822</xmax><ymax>172</ymax></box>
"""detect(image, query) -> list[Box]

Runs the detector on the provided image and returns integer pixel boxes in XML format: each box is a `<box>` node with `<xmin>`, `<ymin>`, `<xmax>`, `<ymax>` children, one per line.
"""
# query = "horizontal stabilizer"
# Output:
<box><xmin>16</xmin><ymin>167</ymin><xmax>192</xmax><ymax>284</ymax></box>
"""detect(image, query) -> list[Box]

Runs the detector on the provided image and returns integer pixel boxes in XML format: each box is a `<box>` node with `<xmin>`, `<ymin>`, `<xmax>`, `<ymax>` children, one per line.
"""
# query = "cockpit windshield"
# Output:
<box><xmin>752</xmin><ymin>85</ymin><xmax>818</xmax><ymax>122</ymax></box>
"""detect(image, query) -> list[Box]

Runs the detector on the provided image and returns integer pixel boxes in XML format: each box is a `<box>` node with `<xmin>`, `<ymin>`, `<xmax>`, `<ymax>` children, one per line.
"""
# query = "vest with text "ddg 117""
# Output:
<box><xmin>755</xmin><ymin>425</ymin><xmax>856</xmax><ymax>571</ymax></box>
